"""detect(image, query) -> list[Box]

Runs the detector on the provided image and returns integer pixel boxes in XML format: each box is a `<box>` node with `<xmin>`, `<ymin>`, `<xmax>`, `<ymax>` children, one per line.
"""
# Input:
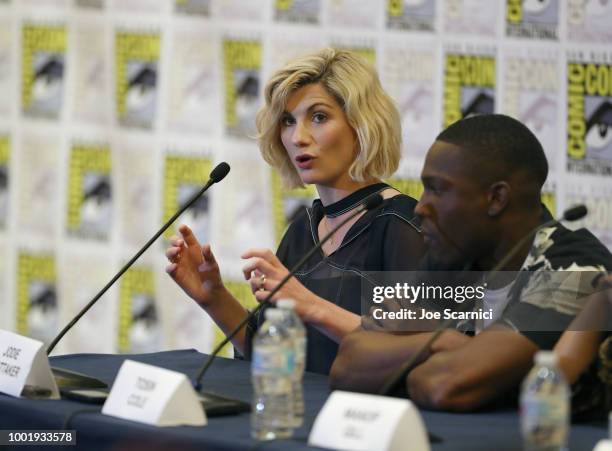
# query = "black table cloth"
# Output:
<box><xmin>0</xmin><ymin>350</ymin><xmax>606</xmax><ymax>450</ymax></box>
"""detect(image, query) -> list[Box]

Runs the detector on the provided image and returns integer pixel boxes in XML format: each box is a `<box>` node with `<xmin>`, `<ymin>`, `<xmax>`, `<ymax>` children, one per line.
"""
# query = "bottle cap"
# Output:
<box><xmin>264</xmin><ymin>308</ymin><xmax>284</xmax><ymax>321</ymax></box>
<box><xmin>534</xmin><ymin>351</ymin><xmax>557</xmax><ymax>366</ymax></box>
<box><xmin>277</xmin><ymin>299</ymin><xmax>296</xmax><ymax>310</ymax></box>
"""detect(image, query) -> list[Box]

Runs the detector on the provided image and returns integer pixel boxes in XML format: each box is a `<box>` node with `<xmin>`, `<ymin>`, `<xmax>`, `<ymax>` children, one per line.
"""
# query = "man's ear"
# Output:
<box><xmin>487</xmin><ymin>181</ymin><xmax>510</xmax><ymax>217</ymax></box>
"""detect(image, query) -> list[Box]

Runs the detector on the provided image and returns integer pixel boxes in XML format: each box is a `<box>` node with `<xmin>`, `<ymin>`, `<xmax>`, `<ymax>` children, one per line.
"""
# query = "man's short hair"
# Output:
<box><xmin>436</xmin><ymin>114</ymin><xmax>549</xmax><ymax>188</ymax></box>
<box><xmin>256</xmin><ymin>48</ymin><xmax>401</xmax><ymax>189</ymax></box>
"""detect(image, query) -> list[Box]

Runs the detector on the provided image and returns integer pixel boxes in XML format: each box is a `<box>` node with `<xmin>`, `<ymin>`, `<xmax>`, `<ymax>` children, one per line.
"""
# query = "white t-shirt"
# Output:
<box><xmin>478</xmin><ymin>282</ymin><xmax>514</xmax><ymax>332</ymax></box>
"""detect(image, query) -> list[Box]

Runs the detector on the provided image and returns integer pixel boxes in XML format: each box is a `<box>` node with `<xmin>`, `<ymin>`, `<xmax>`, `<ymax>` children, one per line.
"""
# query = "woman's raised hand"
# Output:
<box><xmin>241</xmin><ymin>248</ymin><xmax>321</xmax><ymax>322</ymax></box>
<box><xmin>165</xmin><ymin>224</ymin><xmax>226</xmax><ymax>307</ymax></box>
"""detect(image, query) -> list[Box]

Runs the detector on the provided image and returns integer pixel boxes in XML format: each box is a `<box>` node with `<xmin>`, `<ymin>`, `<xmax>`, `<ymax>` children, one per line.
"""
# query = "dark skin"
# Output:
<box><xmin>330</xmin><ymin>140</ymin><xmax>543</xmax><ymax>411</ymax></box>
<box><xmin>417</xmin><ymin>141</ymin><xmax>541</xmax><ymax>273</ymax></box>
<box><xmin>554</xmin><ymin>275</ymin><xmax>612</xmax><ymax>384</ymax></box>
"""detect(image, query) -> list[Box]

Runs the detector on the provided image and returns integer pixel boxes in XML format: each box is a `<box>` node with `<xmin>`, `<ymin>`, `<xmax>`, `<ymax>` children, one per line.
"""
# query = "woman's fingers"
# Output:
<box><xmin>249</xmin><ymin>277</ymin><xmax>262</xmax><ymax>294</ymax></box>
<box><xmin>201</xmin><ymin>244</ymin><xmax>216</xmax><ymax>263</ymax></box>
<box><xmin>168</xmin><ymin>235</ymin><xmax>184</xmax><ymax>247</ymax></box>
<box><xmin>241</xmin><ymin>248</ymin><xmax>277</xmax><ymax>261</ymax></box>
<box><xmin>241</xmin><ymin>249</ymin><xmax>289</xmax><ymax>285</ymax></box>
<box><xmin>178</xmin><ymin>224</ymin><xmax>200</xmax><ymax>247</ymax></box>
<box><xmin>254</xmin><ymin>288</ymin><xmax>278</xmax><ymax>303</ymax></box>
<box><xmin>242</xmin><ymin>258</ymin><xmax>276</xmax><ymax>281</ymax></box>
<box><xmin>249</xmin><ymin>272</ymin><xmax>275</xmax><ymax>294</ymax></box>
<box><xmin>165</xmin><ymin>246</ymin><xmax>181</xmax><ymax>260</ymax></box>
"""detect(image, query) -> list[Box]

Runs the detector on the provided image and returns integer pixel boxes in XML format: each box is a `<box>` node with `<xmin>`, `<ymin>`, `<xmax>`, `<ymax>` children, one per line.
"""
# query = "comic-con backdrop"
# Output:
<box><xmin>0</xmin><ymin>0</ymin><xmax>611</xmax><ymax>356</ymax></box>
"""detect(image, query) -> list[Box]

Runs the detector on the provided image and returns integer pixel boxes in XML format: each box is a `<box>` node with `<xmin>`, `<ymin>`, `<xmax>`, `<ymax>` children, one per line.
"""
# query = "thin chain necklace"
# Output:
<box><xmin>324</xmin><ymin>216</ymin><xmax>337</xmax><ymax>247</ymax></box>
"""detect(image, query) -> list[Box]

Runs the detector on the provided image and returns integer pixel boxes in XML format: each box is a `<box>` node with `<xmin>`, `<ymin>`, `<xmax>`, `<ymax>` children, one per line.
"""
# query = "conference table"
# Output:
<box><xmin>0</xmin><ymin>350</ymin><xmax>607</xmax><ymax>450</ymax></box>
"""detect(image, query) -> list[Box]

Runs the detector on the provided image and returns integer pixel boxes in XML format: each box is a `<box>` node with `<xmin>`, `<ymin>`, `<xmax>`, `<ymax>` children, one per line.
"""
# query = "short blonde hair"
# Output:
<box><xmin>256</xmin><ymin>48</ymin><xmax>402</xmax><ymax>189</ymax></box>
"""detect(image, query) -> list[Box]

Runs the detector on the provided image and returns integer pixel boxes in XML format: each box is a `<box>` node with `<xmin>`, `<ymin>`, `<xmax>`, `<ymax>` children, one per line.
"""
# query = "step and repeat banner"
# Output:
<box><xmin>0</xmin><ymin>0</ymin><xmax>610</xmax><ymax>355</ymax></box>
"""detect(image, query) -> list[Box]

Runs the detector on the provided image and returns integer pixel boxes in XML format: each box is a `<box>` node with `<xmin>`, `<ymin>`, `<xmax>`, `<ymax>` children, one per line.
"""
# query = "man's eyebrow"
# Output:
<box><xmin>421</xmin><ymin>175</ymin><xmax>452</xmax><ymax>186</ymax></box>
<box><xmin>421</xmin><ymin>175</ymin><xmax>437</xmax><ymax>184</ymax></box>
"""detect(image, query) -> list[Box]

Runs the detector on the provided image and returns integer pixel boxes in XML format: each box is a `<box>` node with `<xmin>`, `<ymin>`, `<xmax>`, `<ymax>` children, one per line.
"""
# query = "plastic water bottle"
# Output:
<box><xmin>251</xmin><ymin>308</ymin><xmax>295</xmax><ymax>440</ymax></box>
<box><xmin>520</xmin><ymin>351</ymin><xmax>570</xmax><ymax>451</ymax></box>
<box><xmin>277</xmin><ymin>299</ymin><xmax>307</xmax><ymax>427</ymax></box>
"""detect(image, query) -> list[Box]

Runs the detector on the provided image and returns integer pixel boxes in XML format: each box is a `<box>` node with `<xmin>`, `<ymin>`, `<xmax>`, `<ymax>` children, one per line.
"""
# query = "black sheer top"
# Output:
<box><xmin>244</xmin><ymin>188</ymin><xmax>425</xmax><ymax>374</ymax></box>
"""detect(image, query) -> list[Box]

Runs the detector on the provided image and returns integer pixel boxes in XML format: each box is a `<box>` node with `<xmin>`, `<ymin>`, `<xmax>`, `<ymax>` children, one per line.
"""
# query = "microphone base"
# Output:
<box><xmin>52</xmin><ymin>367</ymin><xmax>249</xmax><ymax>416</ymax></box>
<box><xmin>52</xmin><ymin>366</ymin><xmax>108</xmax><ymax>389</ymax></box>
<box><xmin>197</xmin><ymin>391</ymin><xmax>251</xmax><ymax>417</ymax></box>
<box><xmin>58</xmin><ymin>387</ymin><xmax>250</xmax><ymax>417</ymax></box>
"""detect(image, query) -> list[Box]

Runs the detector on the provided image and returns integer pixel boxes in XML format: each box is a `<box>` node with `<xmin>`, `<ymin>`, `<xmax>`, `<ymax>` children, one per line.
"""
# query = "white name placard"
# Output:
<box><xmin>309</xmin><ymin>391</ymin><xmax>430</xmax><ymax>451</ymax></box>
<box><xmin>0</xmin><ymin>329</ymin><xmax>60</xmax><ymax>399</ymax></box>
<box><xmin>101</xmin><ymin>360</ymin><xmax>206</xmax><ymax>427</ymax></box>
<box><xmin>594</xmin><ymin>440</ymin><xmax>612</xmax><ymax>451</ymax></box>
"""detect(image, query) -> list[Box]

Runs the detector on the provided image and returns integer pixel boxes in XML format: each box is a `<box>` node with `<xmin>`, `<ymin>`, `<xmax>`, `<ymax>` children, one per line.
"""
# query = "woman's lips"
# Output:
<box><xmin>295</xmin><ymin>154</ymin><xmax>316</xmax><ymax>169</ymax></box>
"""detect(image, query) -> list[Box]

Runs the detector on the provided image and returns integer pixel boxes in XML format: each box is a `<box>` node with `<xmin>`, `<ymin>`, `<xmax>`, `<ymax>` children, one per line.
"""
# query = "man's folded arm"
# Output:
<box><xmin>329</xmin><ymin>328</ymin><xmax>435</xmax><ymax>393</ymax></box>
<box><xmin>407</xmin><ymin>327</ymin><xmax>538</xmax><ymax>411</ymax></box>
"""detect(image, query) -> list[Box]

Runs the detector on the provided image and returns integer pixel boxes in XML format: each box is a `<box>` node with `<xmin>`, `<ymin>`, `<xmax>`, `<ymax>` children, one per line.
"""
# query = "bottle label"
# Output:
<box><xmin>294</xmin><ymin>336</ymin><xmax>306</xmax><ymax>365</ymax></box>
<box><xmin>253</xmin><ymin>347</ymin><xmax>295</xmax><ymax>376</ymax></box>
<box><xmin>521</xmin><ymin>395</ymin><xmax>568</xmax><ymax>447</ymax></box>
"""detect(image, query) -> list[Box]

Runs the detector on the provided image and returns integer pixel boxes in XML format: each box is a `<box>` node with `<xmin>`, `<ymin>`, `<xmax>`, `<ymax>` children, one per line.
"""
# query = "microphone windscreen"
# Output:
<box><xmin>210</xmin><ymin>162</ymin><xmax>231</xmax><ymax>183</ymax></box>
<box><xmin>563</xmin><ymin>205</ymin><xmax>587</xmax><ymax>221</ymax></box>
<box><xmin>363</xmin><ymin>193</ymin><xmax>383</xmax><ymax>210</ymax></box>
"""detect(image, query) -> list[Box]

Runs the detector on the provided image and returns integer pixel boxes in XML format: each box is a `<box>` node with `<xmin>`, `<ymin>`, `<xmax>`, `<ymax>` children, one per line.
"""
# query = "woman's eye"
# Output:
<box><xmin>281</xmin><ymin>115</ymin><xmax>295</xmax><ymax>126</ymax></box>
<box><xmin>312</xmin><ymin>112</ymin><xmax>327</xmax><ymax>123</ymax></box>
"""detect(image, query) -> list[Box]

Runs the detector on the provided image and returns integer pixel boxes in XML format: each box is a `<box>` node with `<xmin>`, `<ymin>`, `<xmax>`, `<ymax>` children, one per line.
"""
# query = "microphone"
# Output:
<box><xmin>193</xmin><ymin>193</ymin><xmax>385</xmax><ymax>391</ymax></box>
<box><xmin>209</xmin><ymin>161</ymin><xmax>231</xmax><ymax>183</ymax></box>
<box><xmin>46</xmin><ymin>162</ymin><xmax>231</xmax><ymax>356</ymax></box>
<box><xmin>562</xmin><ymin>205</ymin><xmax>587</xmax><ymax>221</ymax></box>
<box><xmin>378</xmin><ymin>204</ymin><xmax>588</xmax><ymax>396</ymax></box>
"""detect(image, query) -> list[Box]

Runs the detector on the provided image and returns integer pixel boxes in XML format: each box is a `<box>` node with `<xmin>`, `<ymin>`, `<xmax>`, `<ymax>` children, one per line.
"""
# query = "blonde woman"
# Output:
<box><xmin>165</xmin><ymin>48</ymin><xmax>425</xmax><ymax>374</ymax></box>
